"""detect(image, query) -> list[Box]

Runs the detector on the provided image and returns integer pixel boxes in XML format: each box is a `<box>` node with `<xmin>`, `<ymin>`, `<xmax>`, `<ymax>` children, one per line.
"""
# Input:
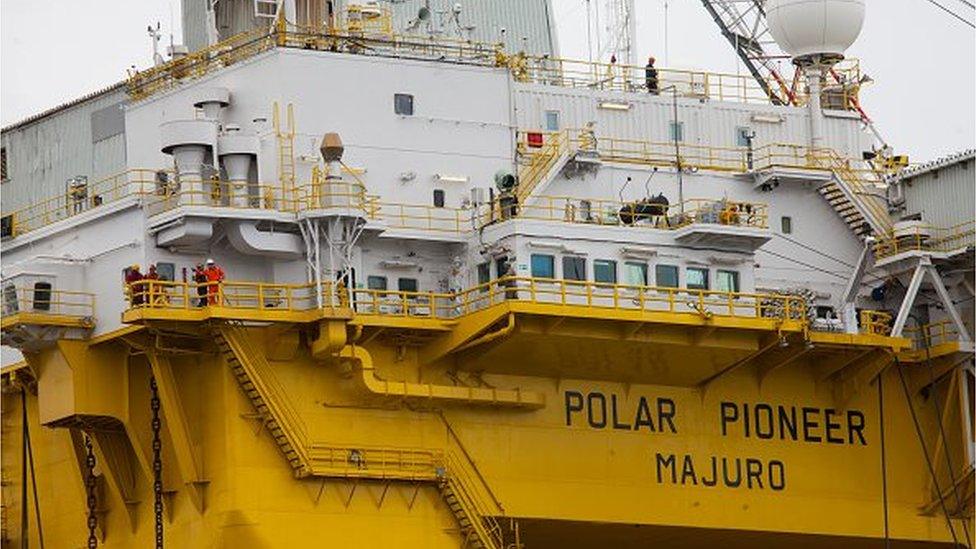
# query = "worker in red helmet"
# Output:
<box><xmin>125</xmin><ymin>264</ymin><xmax>145</xmax><ymax>306</ymax></box>
<box><xmin>144</xmin><ymin>263</ymin><xmax>161</xmax><ymax>306</ymax></box>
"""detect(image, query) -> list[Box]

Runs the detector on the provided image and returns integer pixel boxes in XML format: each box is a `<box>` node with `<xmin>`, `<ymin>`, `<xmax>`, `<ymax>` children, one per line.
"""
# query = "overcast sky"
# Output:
<box><xmin>2</xmin><ymin>0</ymin><xmax>974</xmax><ymax>162</ymax></box>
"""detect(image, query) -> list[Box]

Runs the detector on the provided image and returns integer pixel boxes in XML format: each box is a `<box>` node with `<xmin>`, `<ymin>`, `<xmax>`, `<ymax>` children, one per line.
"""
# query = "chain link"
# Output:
<box><xmin>84</xmin><ymin>434</ymin><xmax>98</xmax><ymax>549</ymax></box>
<box><xmin>150</xmin><ymin>376</ymin><xmax>164</xmax><ymax>549</ymax></box>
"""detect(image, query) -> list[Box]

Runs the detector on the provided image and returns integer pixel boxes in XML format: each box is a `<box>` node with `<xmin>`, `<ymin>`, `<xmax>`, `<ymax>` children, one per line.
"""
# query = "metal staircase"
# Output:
<box><xmin>215</xmin><ymin>327</ymin><xmax>509</xmax><ymax>546</ymax></box>
<box><xmin>816</xmin><ymin>152</ymin><xmax>892</xmax><ymax>237</ymax></box>
<box><xmin>516</xmin><ymin>132</ymin><xmax>572</xmax><ymax>203</ymax></box>
<box><xmin>439</xmin><ymin>437</ymin><xmax>506</xmax><ymax>549</ymax></box>
<box><xmin>214</xmin><ymin>324</ymin><xmax>311</xmax><ymax>476</ymax></box>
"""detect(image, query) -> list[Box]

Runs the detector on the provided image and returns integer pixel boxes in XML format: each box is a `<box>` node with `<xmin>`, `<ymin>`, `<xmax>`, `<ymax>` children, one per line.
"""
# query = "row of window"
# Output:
<box><xmin>367</xmin><ymin>275</ymin><xmax>418</xmax><ymax>293</ymax></box>
<box><xmin>524</xmin><ymin>254</ymin><xmax>740</xmax><ymax>292</ymax></box>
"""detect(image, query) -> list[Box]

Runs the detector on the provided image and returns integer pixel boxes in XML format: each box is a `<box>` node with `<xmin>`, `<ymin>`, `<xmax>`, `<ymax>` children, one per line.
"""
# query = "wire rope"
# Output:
<box><xmin>920</xmin><ymin>0</ymin><xmax>976</xmax><ymax>28</ymax></box>
<box><xmin>895</xmin><ymin>357</ymin><xmax>964</xmax><ymax>547</ymax></box>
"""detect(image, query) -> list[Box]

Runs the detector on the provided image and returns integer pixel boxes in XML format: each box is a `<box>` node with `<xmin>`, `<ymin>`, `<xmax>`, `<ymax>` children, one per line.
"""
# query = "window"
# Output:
<box><xmin>781</xmin><ymin>216</ymin><xmax>792</xmax><ymax>234</ymax></box>
<box><xmin>496</xmin><ymin>257</ymin><xmax>511</xmax><ymax>279</ymax></box>
<box><xmin>394</xmin><ymin>93</ymin><xmax>414</xmax><ymax>115</ymax></box>
<box><xmin>530</xmin><ymin>254</ymin><xmax>555</xmax><ymax>278</ymax></box>
<box><xmin>736</xmin><ymin>127</ymin><xmax>753</xmax><ymax>147</ymax></box>
<box><xmin>562</xmin><ymin>256</ymin><xmax>586</xmax><ymax>281</ymax></box>
<box><xmin>367</xmin><ymin>276</ymin><xmax>388</xmax><ymax>290</ymax></box>
<box><xmin>155</xmin><ymin>262</ymin><xmax>175</xmax><ymax>282</ymax></box>
<box><xmin>1</xmin><ymin>147</ymin><xmax>7</xmax><ymax>182</ymax></box>
<box><xmin>433</xmin><ymin>189</ymin><xmax>445</xmax><ymax>208</ymax></box>
<box><xmin>686</xmin><ymin>267</ymin><xmax>709</xmax><ymax>290</ymax></box>
<box><xmin>544</xmin><ymin>110</ymin><xmax>561</xmax><ymax>132</ymax></box>
<box><xmin>655</xmin><ymin>264</ymin><xmax>679</xmax><ymax>288</ymax></box>
<box><xmin>669</xmin><ymin>121</ymin><xmax>684</xmax><ymax>142</ymax></box>
<box><xmin>477</xmin><ymin>262</ymin><xmax>491</xmax><ymax>286</ymax></box>
<box><xmin>625</xmin><ymin>262</ymin><xmax>648</xmax><ymax>286</ymax></box>
<box><xmin>594</xmin><ymin>260</ymin><xmax>617</xmax><ymax>284</ymax></box>
<box><xmin>397</xmin><ymin>277</ymin><xmax>418</xmax><ymax>292</ymax></box>
<box><xmin>33</xmin><ymin>282</ymin><xmax>53</xmax><ymax>311</ymax></box>
<box><xmin>716</xmin><ymin>270</ymin><xmax>740</xmax><ymax>292</ymax></box>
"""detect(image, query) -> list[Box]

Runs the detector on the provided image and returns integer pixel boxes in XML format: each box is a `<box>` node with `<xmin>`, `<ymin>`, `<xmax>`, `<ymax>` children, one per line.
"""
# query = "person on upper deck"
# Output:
<box><xmin>126</xmin><ymin>264</ymin><xmax>144</xmax><ymax>306</ymax></box>
<box><xmin>144</xmin><ymin>264</ymin><xmax>161</xmax><ymax>305</ymax></box>
<box><xmin>645</xmin><ymin>56</ymin><xmax>659</xmax><ymax>95</ymax></box>
<box><xmin>192</xmin><ymin>264</ymin><xmax>208</xmax><ymax>307</ymax></box>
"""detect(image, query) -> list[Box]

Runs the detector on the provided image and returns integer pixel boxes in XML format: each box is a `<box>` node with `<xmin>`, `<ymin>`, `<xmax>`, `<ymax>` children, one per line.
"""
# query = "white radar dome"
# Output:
<box><xmin>766</xmin><ymin>0</ymin><xmax>865</xmax><ymax>60</ymax></box>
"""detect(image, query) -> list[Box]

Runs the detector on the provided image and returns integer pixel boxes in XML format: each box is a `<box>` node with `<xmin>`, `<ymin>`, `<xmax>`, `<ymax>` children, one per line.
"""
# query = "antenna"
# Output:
<box><xmin>148</xmin><ymin>22</ymin><xmax>165</xmax><ymax>67</ymax></box>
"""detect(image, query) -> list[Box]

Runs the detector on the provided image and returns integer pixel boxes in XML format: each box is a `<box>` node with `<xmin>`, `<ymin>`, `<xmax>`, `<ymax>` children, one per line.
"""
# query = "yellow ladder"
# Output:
<box><xmin>273</xmin><ymin>102</ymin><xmax>297</xmax><ymax>208</ymax></box>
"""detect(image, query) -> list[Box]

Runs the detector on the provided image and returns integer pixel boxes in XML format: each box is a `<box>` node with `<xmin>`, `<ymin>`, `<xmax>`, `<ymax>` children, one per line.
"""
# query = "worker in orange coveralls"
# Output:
<box><xmin>203</xmin><ymin>258</ymin><xmax>225</xmax><ymax>305</ymax></box>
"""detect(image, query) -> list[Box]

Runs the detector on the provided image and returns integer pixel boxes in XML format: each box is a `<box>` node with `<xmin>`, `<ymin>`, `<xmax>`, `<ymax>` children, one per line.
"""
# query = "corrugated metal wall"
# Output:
<box><xmin>901</xmin><ymin>159</ymin><xmax>976</xmax><ymax>228</ymax></box>
<box><xmin>182</xmin><ymin>0</ymin><xmax>210</xmax><ymax>51</ymax></box>
<box><xmin>514</xmin><ymin>84</ymin><xmax>867</xmax><ymax>156</ymax></box>
<box><xmin>0</xmin><ymin>88</ymin><xmax>128</xmax><ymax>215</ymax></box>
<box><xmin>183</xmin><ymin>0</ymin><xmax>558</xmax><ymax>55</ymax></box>
<box><xmin>388</xmin><ymin>0</ymin><xmax>557</xmax><ymax>56</ymax></box>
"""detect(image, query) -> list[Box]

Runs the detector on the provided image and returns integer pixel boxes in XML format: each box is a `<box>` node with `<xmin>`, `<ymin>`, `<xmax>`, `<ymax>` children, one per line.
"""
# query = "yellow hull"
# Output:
<box><xmin>1</xmin><ymin>318</ymin><xmax>971</xmax><ymax>548</ymax></box>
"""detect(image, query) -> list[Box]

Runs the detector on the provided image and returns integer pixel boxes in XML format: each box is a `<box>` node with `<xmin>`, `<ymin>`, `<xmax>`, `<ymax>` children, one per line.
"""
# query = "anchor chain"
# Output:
<box><xmin>84</xmin><ymin>434</ymin><xmax>98</xmax><ymax>549</ymax></box>
<box><xmin>150</xmin><ymin>376</ymin><xmax>164</xmax><ymax>549</ymax></box>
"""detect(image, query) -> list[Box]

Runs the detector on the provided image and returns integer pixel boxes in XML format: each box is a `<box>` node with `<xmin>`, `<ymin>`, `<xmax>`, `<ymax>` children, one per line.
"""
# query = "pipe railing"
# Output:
<box><xmin>3</xmin><ymin>169</ymin><xmax>162</xmax><ymax>237</ymax></box>
<box><xmin>479</xmin><ymin>195</ymin><xmax>768</xmax><ymax>231</ymax></box>
<box><xmin>1</xmin><ymin>286</ymin><xmax>95</xmax><ymax>320</ymax></box>
<box><xmin>874</xmin><ymin>221</ymin><xmax>976</xmax><ymax>259</ymax></box>
<box><xmin>126</xmin><ymin>276</ymin><xmax>807</xmax><ymax>325</ymax></box>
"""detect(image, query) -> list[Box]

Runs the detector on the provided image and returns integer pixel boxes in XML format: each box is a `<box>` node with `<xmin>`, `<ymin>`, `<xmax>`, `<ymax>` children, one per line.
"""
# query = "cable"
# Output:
<box><xmin>895</xmin><ymin>357</ymin><xmax>963</xmax><ymax>547</ymax></box>
<box><xmin>772</xmin><ymin>233</ymin><xmax>855</xmax><ymax>269</ymax></box>
<box><xmin>954</xmin><ymin>0</ymin><xmax>976</xmax><ymax>9</ymax></box>
<box><xmin>877</xmin><ymin>372</ymin><xmax>891</xmax><ymax>549</ymax></box>
<box><xmin>920</xmin><ymin>0</ymin><xmax>976</xmax><ymax>27</ymax></box>
<box><xmin>919</xmin><ymin>319</ymin><xmax>973</xmax><ymax>547</ymax></box>
<box><xmin>755</xmin><ymin>248</ymin><xmax>849</xmax><ymax>280</ymax></box>
<box><xmin>23</xmin><ymin>389</ymin><xmax>45</xmax><ymax>549</ymax></box>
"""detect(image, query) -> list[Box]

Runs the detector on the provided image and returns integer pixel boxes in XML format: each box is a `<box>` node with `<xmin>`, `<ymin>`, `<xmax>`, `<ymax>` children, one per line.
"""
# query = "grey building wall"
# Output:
<box><xmin>181</xmin><ymin>0</ymin><xmax>558</xmax><ymax>56</ymax></box>
<box><xmin>388</xmin><ymin>0</ymin><xmax>558</xmax><ymax>56</ymax></box>
<box><xmin>0</xmin><ymin>85</ymin><xmax>128</xmax><ymax>216</ymax></box>
<box><xmin>897</xmin><ymin>152</ymin><xmax>975</xmax><ymax>229</ymax></box>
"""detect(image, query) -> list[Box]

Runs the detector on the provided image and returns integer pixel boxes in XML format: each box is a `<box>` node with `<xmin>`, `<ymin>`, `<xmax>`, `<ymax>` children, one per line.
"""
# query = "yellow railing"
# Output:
<box><xmin>1</xmin><ymin>286</ymin><xmax>95</xmax><ymax>320</ymax></box>
<box><xmin>144</xmin><ymin>178</ymin><xmax>303</xmax><ymax>216</ymax></box>
<box><xmin>127</xmin><ymin>23</ymin><xmax>863</xmax><ymax>109</ymax></box>
<box><xmin>859</xmin><ymin>310</ymin><xmax>892</xmax><ymax>336</ymax></box>
<box><xmin>903</xmin><ymin>320</ymin><xmax>966</xmax><ymax>350</ymax></box>
<box><xmin>874</xmin><ymin>221</ymin><xmax>976</xmax><ymax>259</ymax></box>
<box><xmin>126</xmin><ymin>279</ymin><xmax>325</xmax><ymax>311</ymax></box>
<box><xmin>126</xmin><ymin>276</ymin><xmax>807</xmax><ymax>324</ymax></box>
<box><xmin>128</xmin><ymin>28</ymin><xmax>278</xmax><ymax>100</ymax></box>
<box><xmin>3</xmin><ymin>169</ymin><xmax>162</xmax><ymax>237</ymax></box>
<box><xmin>479</xmin><ymin>195</ymin><xmax>768</xmax><ymax>231</ymax></box>
<box><xmin>517</xmin><ymin>130</ymin><xmax>883</xmax><ymax>179</ymax></box>
<box><xmin>306</xmin><ymin>444</ymin><xmax>441</xmax><ymax>480</ymax></box>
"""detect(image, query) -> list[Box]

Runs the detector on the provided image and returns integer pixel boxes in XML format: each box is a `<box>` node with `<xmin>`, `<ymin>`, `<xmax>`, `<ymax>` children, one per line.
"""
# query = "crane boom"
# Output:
<box><xmin>699</xmin><ymin>0</ymin><xmax>797</xmax><ymax>106</ymax></box>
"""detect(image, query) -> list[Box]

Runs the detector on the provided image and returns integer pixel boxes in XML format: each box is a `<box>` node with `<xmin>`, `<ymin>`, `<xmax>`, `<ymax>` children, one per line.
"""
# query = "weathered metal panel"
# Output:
<box><xmin>901</xmin><ymin>158</ymin><xmax>976</xmax><ymax>228</ymax></box>
<box><xmin>0</xmin><ymin>88</ymin><xmax>128</xmax><ymax>215</ymax></box>
<box><xmin>182</xmin><ymin>0</ymin><xmax>211</xmax><ymax>51</ymax></box>
<box><xmin>389</xmin><ymin>0</ymin><xmax>557</xmax><ymax>56</ymax></box>
<box><xmin>91</xmin><ymin>102</ymin><xmax>126</xmax><ymax>143</ymax></box>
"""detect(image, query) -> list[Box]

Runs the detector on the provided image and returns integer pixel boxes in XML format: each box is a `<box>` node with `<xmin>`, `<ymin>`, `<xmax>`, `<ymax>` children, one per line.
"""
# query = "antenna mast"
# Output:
<box><xmin>598</xmin><ymin>0</ymin><xmax>636</xmax><ymax>65</ymax></box>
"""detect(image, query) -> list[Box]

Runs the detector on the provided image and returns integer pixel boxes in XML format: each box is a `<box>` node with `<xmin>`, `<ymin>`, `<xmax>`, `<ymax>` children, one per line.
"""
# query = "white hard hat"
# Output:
<box><xmin>206</xmin><ymin>258</ymin><xmax>215</xmax><ymax>265</ymax></box>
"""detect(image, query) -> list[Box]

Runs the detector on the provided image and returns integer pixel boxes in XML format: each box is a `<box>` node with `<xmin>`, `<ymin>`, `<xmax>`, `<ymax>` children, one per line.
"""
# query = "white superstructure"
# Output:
<box><xmin>1</xmin><ymin>2</ymin><xmax>972</xmax><ymax>364</ymax></box>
